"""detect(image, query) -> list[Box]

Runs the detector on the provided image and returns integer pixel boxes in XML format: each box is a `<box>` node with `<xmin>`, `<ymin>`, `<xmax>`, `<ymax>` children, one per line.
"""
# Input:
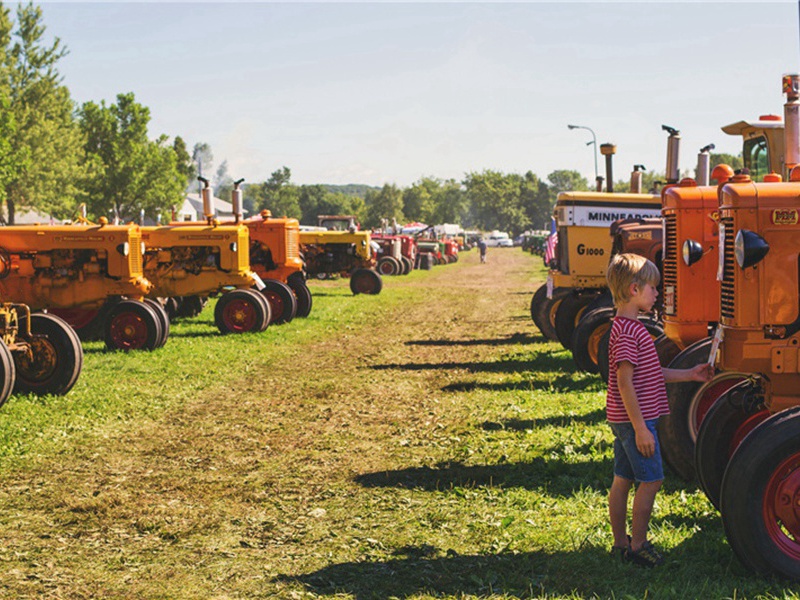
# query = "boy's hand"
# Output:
<box><xmin>688</xmin><ymin>363</ymin><xmax>714</xmax><ymax>382</ymax></box>
<box><xmin>635</xmin><ymin>426</ymin><xmax>656</xmax><ymax>458</ymax></box>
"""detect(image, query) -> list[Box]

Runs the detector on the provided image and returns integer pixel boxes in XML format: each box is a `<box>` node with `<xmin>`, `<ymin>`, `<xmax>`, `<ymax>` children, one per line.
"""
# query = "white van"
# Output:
<box><xmin>485</xmin><ymin>232</ymin><xmax>513</xmax><ymax>247</ymax></box>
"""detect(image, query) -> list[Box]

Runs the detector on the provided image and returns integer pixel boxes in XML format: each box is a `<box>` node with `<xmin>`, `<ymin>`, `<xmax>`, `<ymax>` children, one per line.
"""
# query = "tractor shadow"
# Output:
<box><xmin>405</xmin><ymin>332</ymin><xmax>542</xmax><ymax>347</ymax></box>
<box><xmin>480</xmin><ymin>409</ymin><xmax>606</xmax><ymax>431</ymax></box>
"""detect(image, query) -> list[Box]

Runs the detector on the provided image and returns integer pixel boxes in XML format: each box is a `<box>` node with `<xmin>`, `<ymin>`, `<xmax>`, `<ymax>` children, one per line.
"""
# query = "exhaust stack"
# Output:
<box><xmin>630</xmin><ymin>164</ymin><xmax>646</xmax><ymax>194</ymax></box>
<box><xmin>198</xmin><ymin>176</ymin><xmax>214</xmax><ymax>224</ymax></box>
<box><xmin>663</xmin><ymin>125</ymin><xmax>681</xmax><ymax>184</ymax></box>
<box><xmin>232</xmin><ymin>178</ymin><xmax>244</xmax><ymax>224</ymax></box>
<box><xmin>783</xmin><ymin>74</ymin><xmax>800</xmax><ymax>175</ymax></box>
<box><xmin>600</xmin><ymin>143</ymin><xmax>616</xmax><ymax>193</ymax></box>
<box><xmin>696</xmin><ymin>143</ymin><xmax>715</xmax><ymax>186</ymax></box>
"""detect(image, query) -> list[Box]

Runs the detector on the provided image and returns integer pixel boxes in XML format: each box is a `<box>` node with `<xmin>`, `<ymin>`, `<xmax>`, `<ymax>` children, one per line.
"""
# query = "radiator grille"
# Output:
<box><xmin>286</xmin><ymin>229</ymin><xmax>299</xmax><ymax>260</ymax></box>
<box><xmin>128</xmin><ymin>231</ymin><xmax>143</xmax><ymax>275</ymax></box>
<box><xmin>720</xmin><ymin>217</ymin><xmax>735</xmax><ymax>319</ymax></box>
<box><xmin>662</xmin><ymin>214</ymin><xmax>677</xmax><ymax>315</ymax></box>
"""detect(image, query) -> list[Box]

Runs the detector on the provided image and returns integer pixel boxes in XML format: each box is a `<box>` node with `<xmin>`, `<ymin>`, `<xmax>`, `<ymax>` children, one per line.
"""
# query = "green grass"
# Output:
<box><xmin>0</xmin><ymin>251</ymin><xmax>795</xmax><ymax>599</ymax></box>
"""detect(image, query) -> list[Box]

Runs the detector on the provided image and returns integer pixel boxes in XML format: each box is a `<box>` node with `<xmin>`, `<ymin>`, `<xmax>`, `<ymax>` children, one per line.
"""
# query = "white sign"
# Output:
<box><xmin>560</xmin><ymin>205</ymin><xmax>662</xmax><ymax>227</ymax></box>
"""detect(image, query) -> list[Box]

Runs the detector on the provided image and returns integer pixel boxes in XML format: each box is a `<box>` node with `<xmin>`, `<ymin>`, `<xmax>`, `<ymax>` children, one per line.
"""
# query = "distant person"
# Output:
<box><xmin>477</xmin><ymin>238</ymin><xmax>487</xmax><ymax>263</ymax></box>
<box><xmin>605</xmin><ymin>254</ymin><xmax>712</xmax><ymax>567</ymax></box>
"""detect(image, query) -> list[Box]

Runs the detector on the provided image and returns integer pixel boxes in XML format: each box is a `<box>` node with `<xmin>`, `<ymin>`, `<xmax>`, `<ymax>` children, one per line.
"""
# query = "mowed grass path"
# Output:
<box><xmin>0</xmin><ymin>248</ymin><xmax>794</xmax><ymax>599</ymax></box>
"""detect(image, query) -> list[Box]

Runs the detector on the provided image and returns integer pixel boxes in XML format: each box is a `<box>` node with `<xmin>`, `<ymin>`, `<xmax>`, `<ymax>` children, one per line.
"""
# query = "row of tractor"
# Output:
<box><xmin>530</xmin><ymin>75</ymin><xmax>800</xmax><ymax>580</ymax></box>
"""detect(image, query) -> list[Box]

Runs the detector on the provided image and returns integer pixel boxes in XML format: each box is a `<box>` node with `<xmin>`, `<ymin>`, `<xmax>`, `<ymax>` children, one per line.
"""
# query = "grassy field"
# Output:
<box><xmin>0</xmin><ymin>248</ymin><xmax>795</xmax><ymax>599</ymax></box>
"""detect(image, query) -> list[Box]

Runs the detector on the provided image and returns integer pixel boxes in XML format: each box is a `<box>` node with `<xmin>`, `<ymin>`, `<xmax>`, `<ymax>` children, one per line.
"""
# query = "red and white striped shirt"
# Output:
<box><xmin>606</xmin><ymin>316</ymin><xmax>668</xmax><ymax>423</ymax></box>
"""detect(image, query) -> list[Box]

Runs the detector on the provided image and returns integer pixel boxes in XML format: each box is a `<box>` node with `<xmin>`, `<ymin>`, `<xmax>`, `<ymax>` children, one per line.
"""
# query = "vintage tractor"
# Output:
<box><xmin>0</xmin><ymin>218</ymin><xmax>165</xmax><ymax>352</ymax></box>
<box><xmin>370</xmin><ymin>234</ymin><xmax>405</xmax><ymax>276</ymax></box>
<box><xmin>298</xmin><ymin>229</ymin><xmax>382</xmax><ymax>295</ymax></box>
<box><xmin>691</xmin><ymin>74</ymin><xmax>800</xmax><ymax>580</ymax></box>
<box><xmin>317</xmin><ymin>214</ymin><xmax>360</xmax><ymax>232</ymax></box>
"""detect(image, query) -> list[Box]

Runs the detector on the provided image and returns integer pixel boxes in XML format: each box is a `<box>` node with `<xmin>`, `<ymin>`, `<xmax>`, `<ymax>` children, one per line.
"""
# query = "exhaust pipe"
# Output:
<box><xmin>198</xmin><ymin>176</ymin><xmax>214</xmax><ymax>224</ymax></box>
<box><xmin>600</xmin><ymin>143</ymin><xmax>616</xmax><ymax>193</ymax></box>
<box><xmin>696</xmin><ymin>143</ymin><xmax>715</xmax><ymax>186</ymax></box>
<box><xmin>663</xmin><ymin>125</ymin><xmax>681</xmax><ymax>184</ymax></box>
<box><xmin>783</xmin><ymin>74</ymin><xmax>800</xmax><ymax>175</ymax></box>
<box><xmin>630</xmin><ymin>164</ymin><xmax>646</xmax><ymax>194</ymax></box>
<box><xmin>595</xmin><ymin>176</ymin><xmax>604</xmax><ymax>192</ymax></box>
<box><xmin>232</xmin><ymin>178</ymin><xmax>244</xmax><ymax>224</ymax></box>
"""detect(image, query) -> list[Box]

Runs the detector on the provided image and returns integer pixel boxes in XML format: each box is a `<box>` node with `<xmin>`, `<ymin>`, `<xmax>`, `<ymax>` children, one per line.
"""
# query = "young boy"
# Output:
<box><xmin>605</xmin><ymin>253</ymin><xmax>712</xmax><ymax>567</ymax></box>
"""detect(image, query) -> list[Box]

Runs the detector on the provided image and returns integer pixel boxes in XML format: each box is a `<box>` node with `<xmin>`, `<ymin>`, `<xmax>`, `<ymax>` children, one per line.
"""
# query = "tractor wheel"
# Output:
<box><xmin>596</xmin><ymin>314</ymin><xmax>663</xmax><ymax>383</ymax></box>
<box><xmin>104</xmin><ymin>300</ymin><xmax>163</xmax><ymax>351</ymax></box>
<box><xmin>0</xmin><ymin>339</ymin><xmax>15</xmax><ymax>409</ymax></box>
<box><xmin>176</xmin><ymin>295</ymin><xmax>206</xmax><ymax>319</ymax></box>
<box><xmin>400</xmin><ymin>256</ymin><xmax>413</xmax><ymax>275</ymax></box>
<box><xmin>570</xmin><ymin>307</ymin><xmax>614</xmax><ymax>374</ymax></box>
<box><xmin>49</xmin><ymin>305</ymin><xmax>109</xmax><ymax>341</ymax></box>
<box><xmin>659</xmin><ymin>346</ymin><xmax>746</xmax><ymax>482</ymax></box>
<box><xmin>259</xmin><ymin>279</ymin><xmax>298</xmax><ymax>324</ymax></box>
<box><xmin>350</xmin><ymin>268</ymin><xmax>382</xmax><ymax>295</ymax></box>
<box><xmin>163</xmin><ymin>297</ymin><xmax>180</xmax><ymax>321</ymax></box>
<box><xmin>695</xmin><ymin>379</ymin><xmax>770</xmax><ymax>509</ymax></box>
<box><xmin>530</xmin><ymin>285</ymin><xmax>569</xmax><ymax>341</ymax></box>
<box><xmin>377</xmin><ymin>256</ymin><xmax>401</xmax><ymax>276</ymax></box>
<box><xmin>287</xmin><ymin>271</ymin><xmax>306</xmax><ymax>288</ymax></box>
<box><xmin>653</xmin><ymin>334</ymin><xmax>681</xmax><ymax>367</ymax></box>
<box><xmin>215</xmin><ymin>289</ymin><xmax>271</xmax><ymax>334</ymax></box>
<box><xmin>144</xmin><ymin>299</ymin><xmax>170</xmax><ymax>348</ymax></box>
<box><xmin>583</xmin><ymin>289</ymin><xmax>613</xmax><ymax>315</ymax></box>
<box><xmin>554</xmin><ymin>291</ymin><xmax>599</xmax><ymax>350</ymax></box>
<box><xmin>14</xmin><ymin>313</ymin><xmax>83</xmax><ymax>396</ymax></box>
<box><xmin>721</xmin><ymin>407</ymin><xmax>800</xmax><ymax>579</ymax></box>
<box><xmin>288</xmin><ymin>279</ymin><xmax>313</xmax><ymax>318</ymax></box>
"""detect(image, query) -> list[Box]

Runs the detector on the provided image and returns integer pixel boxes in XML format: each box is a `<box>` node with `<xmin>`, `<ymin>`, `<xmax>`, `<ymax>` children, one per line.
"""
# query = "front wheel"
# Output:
<box><xmin>554</xmin><ymin>291</ymin><xmax>599</xmax><ymax>350</ymax></box>
<box><xmin>259</xmin><ymin>279</ymin><xmax>298</xmax><ymax>324</ymax></box>
<box><xmin>144</xmin><ymin>299</ymin><xmax>170</xmax><ymax>348</ymax></box>
<box><xmin>215</xmin><ymin>289</ymin><xmax>271</xmax><ymax>334</ymax></box>
<box><xmin>570</xmin><ymin>307</ymin><xmax>614</xmax><ymax>374</ymax></box>
<box><xmin>350</xmin><ymin>269</ymin><xmax>382</xmax><ymax>295</ymax></box>
<box><xmin>287</xmin><ymin>279</ymin><xmax>313</xmax><ymax>318</ymax></box>
<box><xmin>104</xmin><ymin>300</ymin><xmax>163</xmax><ymax>351</ymax></box>
<box><xmin>721</xmin><ymin>407</ymin><xmax>800</xmax><ymax>579</ymax></box>
<box><xmin>530</xmin><ymin>285</ymin><xmax>569</xmax><ymax>341</ymax></box>
<box><xmin>377</xmin><ymin>256</ymin><xmax>401</xmax><ymax>276</ymax></box>
<box><xmin>14</xmin><ymin>313</ymin><xmax>83</xmax><ymax>396</ymax></box>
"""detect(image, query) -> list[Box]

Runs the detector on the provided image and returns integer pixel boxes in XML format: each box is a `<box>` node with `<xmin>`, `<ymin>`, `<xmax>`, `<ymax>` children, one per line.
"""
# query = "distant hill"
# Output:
<box><xmin>320</xmin><ymin>184</ymin><xmax>379</xmax><ymax>199</ymax></box>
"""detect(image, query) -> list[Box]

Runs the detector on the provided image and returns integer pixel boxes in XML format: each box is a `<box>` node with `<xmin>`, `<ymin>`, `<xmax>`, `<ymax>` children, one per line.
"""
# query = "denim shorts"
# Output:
<box><xmin>609</xmin><ymin>419</ymin><xmax>664</xmax><ymax>483</ymax></box>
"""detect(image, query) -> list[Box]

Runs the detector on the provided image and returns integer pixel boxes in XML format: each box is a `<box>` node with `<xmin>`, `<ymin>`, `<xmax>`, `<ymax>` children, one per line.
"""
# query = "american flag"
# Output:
<box><xmin>544</xmin><ymin>217</ymin><xmax>558</xmax><ymax>266</ymax></box>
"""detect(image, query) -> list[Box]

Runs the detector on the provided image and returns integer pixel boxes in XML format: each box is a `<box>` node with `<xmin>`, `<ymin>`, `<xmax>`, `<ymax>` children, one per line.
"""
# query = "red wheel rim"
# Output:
<box><xmin>222</xmin><ymin>297</ymin><xmax>258</xmax><ymax>333</ymax></box>
<box><xmin>691</xmin><ymin>376</ymin><xmax>746</xmax><ymax>437</ymax></box>
<box><xmin>378</xmin><ymin>261</ymin><xmax>392</xmax><ymax>275</ymax></box>
<box><xmin>109</xmin><ymin>311</ymin><xmax>149</xmax><ymax>349</ymax></box>
<box><xmin>729</xmin><ymin>409</ymin><xmax>771</xmax><ymax>456</ymax></box>
<box><xmin>263</xmin><ymin>291</ymin><xmax>284</xmax><ymax>320</ymax></box>
<box><xmin>763</xmin><ymin>451</ymin><xmax>800</xmax><ymax>559</ymax></box>
<box><xmin>353</xmin><ymin>274</ymin><xmax>375</xmax><ymax>294</ymax></box>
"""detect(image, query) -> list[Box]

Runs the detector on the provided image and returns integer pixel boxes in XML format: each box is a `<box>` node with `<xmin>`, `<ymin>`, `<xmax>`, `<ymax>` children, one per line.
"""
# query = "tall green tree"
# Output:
<box><xmin>3</xmin><ymin>2</ymin><xmax>85</xmax><ymax>223</ymax></box>
<box><xmin>519</xmin><ymin>171</ymin><xmax>552</xmax><ymax>230</ymax></box>
<box><xmin>430</xmin><ymin>178</ymin><xmax>466</xmax><ymax>225</ymax></box>
<box><xmin>247</xmin><ymin>166</ymin><xmax>301</xmax><ymax>219</ymax></box>
<box><xmin>78</xmin><ymin>92</ymin><xmax>186</xmax><ymax>222</ymax></box>
<box><xmin>364</xmin><ymin>183</ymin><xmax>404</xmax><ymax>229</ymax></box>
<box><xmin>298</xmin><ymin>184</ymin><xmax>364</xmax><ymax>226</ymax></box>
<box><xmin>463</xmin><ymin>170</ymin><xmax>527</xmax><ymax>235</ymax></box>
<box><xmin>402</xmin><ymin>177</ymin><xmax>439</xmax><ymax>223</ymax></box>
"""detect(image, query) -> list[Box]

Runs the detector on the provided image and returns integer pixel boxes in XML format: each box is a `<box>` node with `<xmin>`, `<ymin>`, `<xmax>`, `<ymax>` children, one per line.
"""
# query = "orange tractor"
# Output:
<box><xmin>689</xmin><ymin>74</ymin><xmax>800</xmax><ymax>580</ymax></box>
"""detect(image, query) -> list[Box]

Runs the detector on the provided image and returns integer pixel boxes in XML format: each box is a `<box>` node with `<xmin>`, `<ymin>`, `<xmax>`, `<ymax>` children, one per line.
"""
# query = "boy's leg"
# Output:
<box><xmin>609</xmin><ymin>475</ymin><xmax>633</xmax><ymax>548</ymax></box>
<box><xmin>630</xmin><ymin>479</ymin><xmax>662</xmax><ymax>551</ymax></box>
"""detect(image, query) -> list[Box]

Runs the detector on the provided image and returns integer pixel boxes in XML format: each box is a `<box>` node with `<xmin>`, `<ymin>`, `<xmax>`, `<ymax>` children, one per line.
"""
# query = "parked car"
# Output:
<box><xmin>485</xmin><ymin>233</ymin><xmax>513</xmax><ymax>247</ymax></box>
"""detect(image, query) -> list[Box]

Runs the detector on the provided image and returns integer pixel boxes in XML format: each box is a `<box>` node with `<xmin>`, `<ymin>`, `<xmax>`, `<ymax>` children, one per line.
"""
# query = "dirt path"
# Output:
<box><xmin>0</xmin><ymin>248</ymin><xmax>545</xmax><ymax>598</ymax></box>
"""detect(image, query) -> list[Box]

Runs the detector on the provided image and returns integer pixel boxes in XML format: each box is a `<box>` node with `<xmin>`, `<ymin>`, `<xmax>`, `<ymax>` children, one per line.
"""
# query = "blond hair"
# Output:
<box><xmin>606</xmin><ymin>253</ymin><xmax>660</xmax><ymax>307</ymax></box>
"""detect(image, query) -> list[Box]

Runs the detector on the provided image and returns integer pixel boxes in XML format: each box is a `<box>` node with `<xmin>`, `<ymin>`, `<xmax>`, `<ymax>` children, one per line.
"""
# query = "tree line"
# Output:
<box><xmin>0</xmin><ymin>3</ymin><xmax>744</xmax><ymax>235</ymax></box>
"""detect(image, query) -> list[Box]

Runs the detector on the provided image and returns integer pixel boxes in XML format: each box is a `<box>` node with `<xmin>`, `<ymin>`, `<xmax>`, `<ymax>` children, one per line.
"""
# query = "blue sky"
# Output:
<box><xmin>34</xmin><ymin>1</ymin><xmax>800</xmax><ymax>187</ymax></box>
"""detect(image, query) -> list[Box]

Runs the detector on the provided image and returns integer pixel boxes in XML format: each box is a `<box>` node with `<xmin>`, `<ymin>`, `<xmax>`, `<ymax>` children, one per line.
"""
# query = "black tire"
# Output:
<box><xmin>695</xmin><ymin>379</ymin><xmax>770</xmax><ymax>509</ymax></box>
<box><xmin>163</xmin><ymin>297</ymin><xmax>180</xmax><ymax>321</ymax></box>
<box><xmin>583</xmin><ymin>289</ymin><xmax>613</xmax><ymax>315</ymax></box>
<box><xmin>215</xmin><ymin>289</ymin><xmax>270</xmax><ymax>334</ymax></box>
<box><xmin>530</xmin><ymin>285</ymin><xmax>570</xmax><ymax>341</ymax></box>
<box><xmin>144</xmin><ymin>299</ymin><xmax>170</xmax><ymax>349</ymax></box>
<box><xmin>350</xmin><ymin>268</ymin><xmax>382</xmax><ymax>295</ymax></box>
<box><xmin>377</xmin><ymin>256</ymin><xmax>401</xmax><ymax>276</ymax></box>
<box><xmin>14</xmin><ymin>313</ymin><xmax>83</xmax><ymax>396</ymax></box>
<box><xmin>0</xmin><ymin>339</ymin><xmax>15</xmax><ymax>409</ymax></box>
<box><xmin>570</xmin><ymin>307</ymin><xmax>614</xmax><ymax>374</ymax></box>
<box><xmin>721</xmin><ymin>407</ymin><xmax>800</xmax><ymax>579</ymax></box>
<box><xmin>287</xmin><ymin>271</ymin><xmax>306</xmax><ymax>288</ymax></box>
<box><xmin>597</xmin><ymin>315</ymin><xmax>663</xmax><ymax>383</ymax></box>
<box><xmin>554</xmin><ymin>291</ymin><xmax>599</xmax><ymax>349</ymax></box>
<box><xmin>104</xmin><ymin>300</ymin><xmax>163</xmax><ymax>351</ymax></box>
<box><xmin>176</xmin><ymin>295</ymin><xmax>206</xmax><ymax>319</ymax></box>
<box><xmin>259</xmin><ymin>279</ymin><xmax>298</xmax><ymax>324</ymax></box>
<box><xmin>288</xmin><ymin>279</ymin><xmax>313</xmax><ymax>318</ymax></box>
<box><xmin>654</xmin><ymin>333</ymin><xmax>681</xmax><ymax>367</ymax></box>
<box><xmin>400</xmin><ymin>256</ymin><xmax>413</xmax><ymax>275</ymax></box>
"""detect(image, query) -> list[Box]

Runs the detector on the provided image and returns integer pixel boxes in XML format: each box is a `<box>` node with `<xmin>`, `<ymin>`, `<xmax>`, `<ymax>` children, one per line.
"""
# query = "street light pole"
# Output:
<box><xmin>567</xmin><ymin>124</ymin><xmax>599</xmax><ymax>182</ymax></box>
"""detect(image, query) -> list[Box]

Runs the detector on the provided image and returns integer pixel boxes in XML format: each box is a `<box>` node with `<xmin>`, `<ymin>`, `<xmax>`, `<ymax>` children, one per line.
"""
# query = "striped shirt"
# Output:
<box><xmin>606</xmin><ymin>316</ymin><xmax>668</xmax><ymax>423</ymax></box>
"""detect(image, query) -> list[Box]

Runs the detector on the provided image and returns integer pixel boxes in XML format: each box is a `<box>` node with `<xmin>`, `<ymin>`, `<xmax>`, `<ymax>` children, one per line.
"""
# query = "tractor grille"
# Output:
<box><xmin>557</xmin><ymin>228</ymin><xmax>568</xmax><ymax>273</ymax></box>
<box><xmin>128</xmin><ymin>231</ymin><xmax>143</xmax><ymax>275</ymax></box>
<box><xmin>237</xmin><ymin>229</ymin><xmax>250</xmax><ymax>271</ymax></box>
<box><xmin>286</xmin><ymin>229</ymin><xmax>299</xmax><ymax>260</ymax></box>
<box><xmin>662</xmin><ymin>214</ymin><xmax>678</xmax><ymax>315</ymax></box>
<box><xmin>720</xmin><ymin>216</ymin><xmax>736</xmax><ymax>319</ymax></box>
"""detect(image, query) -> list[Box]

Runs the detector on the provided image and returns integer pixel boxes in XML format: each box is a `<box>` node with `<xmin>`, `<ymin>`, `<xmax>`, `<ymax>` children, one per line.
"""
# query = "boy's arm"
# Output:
<box><xmin>617</xmin><ymin>360</ymin><xmax>656</xmax><ymax>458</ymax></box>
<box><xmin>662</xmin><ymin>364</ymin><xmax>714</xmax><ymax>383</ymax></box>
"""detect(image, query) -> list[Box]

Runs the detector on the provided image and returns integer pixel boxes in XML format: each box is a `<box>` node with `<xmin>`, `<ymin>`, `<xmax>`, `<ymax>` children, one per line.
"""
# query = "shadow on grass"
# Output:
<box><xmin>481</xmin><ymin>410</ymin><xmax>606</xmax><ymax>431</ymax></box>
<box><xmin>442</xmin><ymin>375</ymin><xmax>602</xmax><ymax>394</ymax></box>
<box><xmin>370</xmin><ymin>351</ymin><xmax>577</xmax><ymax>377</ymax></box>
<box><xmin>274</xmin><ymin>527</ymin><xmax>778</xmax><ymax>599</ymax></box>
<box><xmin>405</xmin><ymin>333</ymin><xmax>543</xmax><ymax>347</ymax></box>
<box><xmin>355</xmin><ymin>457</ymin><xmax>610</xmax><ymax>497</ymax></box>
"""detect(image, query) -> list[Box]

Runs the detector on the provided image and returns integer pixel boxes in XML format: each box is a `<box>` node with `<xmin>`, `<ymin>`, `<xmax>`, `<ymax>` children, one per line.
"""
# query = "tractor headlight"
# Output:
<box><xmin>230</xmin><ymin>242</ymin><xmax>238</xmax><ymax>252</ymax></box>
<box><xmin>116</xmin><ymin>242</ymin><xmax>129</xmax><ymax>256</ymax></box>
<box><xmin>682</xmin><ymin>239</ymin><xmax>703</xmax><ymax>266</ymax></box>
<box><xmin>734</xmin><ymin>229</ymin><xmax>770</xmax><ymax>269</ymax></box>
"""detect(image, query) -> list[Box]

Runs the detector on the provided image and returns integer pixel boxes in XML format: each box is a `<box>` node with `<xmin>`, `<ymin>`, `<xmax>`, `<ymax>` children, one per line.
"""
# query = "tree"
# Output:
<box><xmin>364</xmin><ymin>183</ymin><xmax>404</xmax><ymax>229</ymax></box>
<box><xmin>710</xmin><ymin>152</ymin><xmax>743</xmax><ymax>172</ymax></box>
<box><xmin>78</xmin><ymin>92</ymin><xmax>186</xmax><ymax>223</ymax></box>
<box><xmin>547</xmin><ymin>169</ymin><xmax>589</xmax><ymax>196</ymax></box>
<box><xmin>192</xmin><ymin>142</ymin><xmax>213</xmax><ymax>183</ymax></box>
<box><xmin>463</xmin><ymin>170</ymin><xmax>527</xmax><ymax>235</ymax></box>
<box><xmin>172</xmin><ymin>136</ymin><xmax>194</xmax><ymax>190</ymax></box>
<box><xmin>519</xmin><ymin>171</ymin><xmax>552</xmax><ymax>230</ymax></box>
<box><xmin>246</xmin><ymin>166</ymin><xmax>301</xmax><ymax>219</ymax></box>
<box><xmin>3</xmin><ymin>2</ymin><xmax>85</xmax><ymax>223</ymax></box>
<box><xmin>402</xmin><ymin>177</ymin><xmax>438</xmax><ymax>223</ymax></box>
<box><xmin>298</xmin><ymin>184</ymin><xmax>365</xmax><ymax>226</ymax></box>
<box><xmin>430</xmin><ymin>178</ymin><xmax>467</xmax><ymax>225</ymax></box>
<box><xmin>213</xmin><ymin>159</ymin><xmax>234</xmax><ymax>202</ymax></box>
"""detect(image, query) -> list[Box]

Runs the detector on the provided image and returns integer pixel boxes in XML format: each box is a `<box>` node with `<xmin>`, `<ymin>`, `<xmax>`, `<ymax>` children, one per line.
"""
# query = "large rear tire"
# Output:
<box><xmin>377</xmin><ymin>256</ymin><xmax>401</xmax><ymax>276</ymax></box>
<box><xmin>287</xmin><ymin>279</ymin><xmax>313</xmax><ymax>318</ymax></box>
<box><xmin>259</xmin><ymin>279</ymin><xmax>298</xmax><ymax>324</ymax></box>
<box><xmin>144</xmin><ymin>299</ymin><xmax>170</xmax><ymax>348</ymax></box>
<box><xmin>721</xmin><ymin>408</ymin><xmax>800</xmax><ymax>579</ymax></box>
<box><xmin>0</xmin><ymin>339</ymin><xmax>15</xmax><ymax>409</ymax></box>
<box><xmin>570</xmin><ymin>307</ymin><xmax>614</xmax><ymax>374</ymax></box>
<box><xmin>554</xmin><ymin>291</ymin><xmax>599</xmax><ymax>349</ymax></box>
<box><xmin>104</xmin><ymin>300</ymin><xmax>163</xmax><ymax>351</ymax></box>
<box><xmin>530</xmin><ymin>285</ymin><xmax>569</xmax><ymax>341</ymax></box>
<box><xmin>350</xmin><ymin>269</ymin><xmax>382</xmax><ymax>295</ymax></box>
<box><xmin>695</xmin><ymin>379</ymin><xmax>770</xmax><ymax>509</ymax></box>
<box><xmin>596</xmin><ymin>315</ymin><xmax>663</xmax><ymax>383</ymax></box>
<box><xmin>14</xmin><ymin>313</ymin><xmax>83</xmax><ymax>396</ymax></box>
<box><xmin>215</xmin><ymin>289</ymin><xmax>271</xmax><ymax>334</ymax></box>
